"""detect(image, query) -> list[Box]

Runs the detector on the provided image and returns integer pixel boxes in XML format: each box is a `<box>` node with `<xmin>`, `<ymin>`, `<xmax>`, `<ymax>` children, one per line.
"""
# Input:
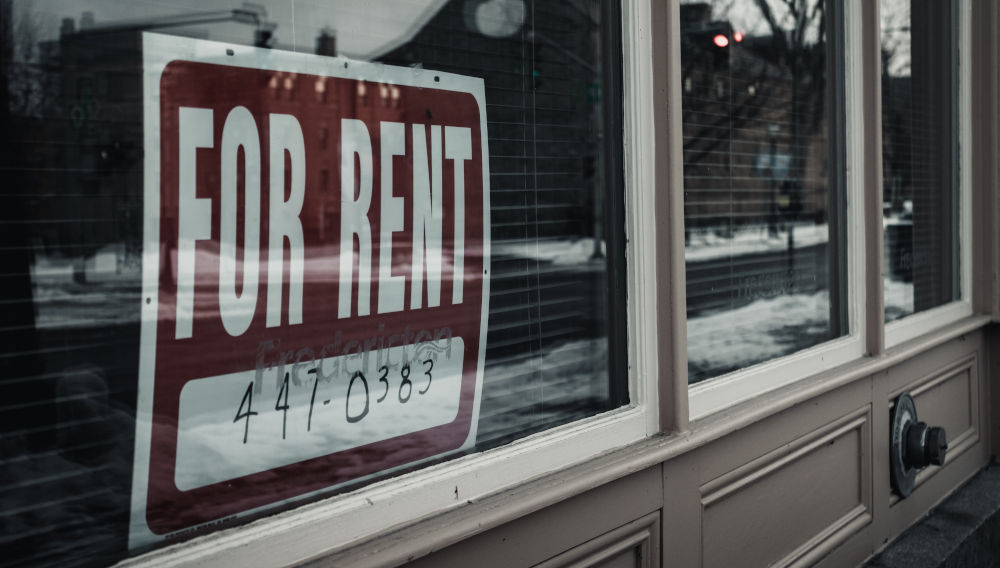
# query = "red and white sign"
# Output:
<box><xmin>130</xmin><ymin>33</ymin><xmax>490</xmax><ymax>546</ymax></box>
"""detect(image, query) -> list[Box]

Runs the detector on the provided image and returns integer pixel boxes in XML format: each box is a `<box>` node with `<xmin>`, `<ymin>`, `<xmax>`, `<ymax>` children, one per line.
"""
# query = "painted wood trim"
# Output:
<box><xmin>885</xmin><ymin>301</ymin><xmax>975</xmax><ymax>347</ymax></box>
<box><xmin>884</xmin><ymin>0</ymin><xmax>976</xmax><ymax>347</ymax></box>
<box><xmin>699</xmin><ymin>407</ymin><xmax>872</xmax><ymax>568</ymax></box>
<box><xmin>117</xmin><ymin>320</ymin><xmax>983</xmax><ymax>568</ymax></box>
<box><xmin>120</xmin><ymin>326</ymin><xmax>986</xmax><ymax>568</ymax></box>
<box><xmin>959</xmin><ymin>0</ymin><xmax>974</xmax><ymax>309</ymax></box>
<box><xmin>687</xmin><ymin>0</ymin><xmax>869</xmax><ymax>419</ymax></box>
<box><xmin>785</xmin><ymin>506</ymin><xmax>873</xmax><ymax>568</ymax></box>
<box><xmin>115</xmin><ymin>1</ymin><xmax>667</xmax><ymax>566</ymax></box>
<box><xmin>533</xmin><ymin>511</ymin><xmax>660</xmax><ymax>568</ymax></box>
<box><xmin>652</xmin><ymin>0</ymin><xmax>690</xmax><ymax>433</ymax></box>
<box><xmin>887</xmin><ymin>354</ymin><xmax>980</xmax><ymax>506</ymax></box>
<box><xmin>993</xmin><ymin>0</ymin><xmax>1000</xmax><ymax>321</ymax></box>
<box><xmin>990</xmin><ymin>326</ymin><xmax>1000</xmax><ymax>461</ymax></box>
<box><xmin>689</xmin><ymin>318</ymin><xmax>989</xmax><ymax>436</ymax></box>
<box><xmin>969</xmin><ymin>0</ymin><xmax>999</xmax><ymax>319</ymax></box>
<box><xmin>862</xmin><ymin>0</ymin><xmax>885</xmax><ymax>356</ymax></box>
<box><xmin>844</xmin><ymin>0</ymin><xmax>869</xmax><ymax>361</ymax></box>
<box><xmin>621</xmin><ymin>0</ymin><xmax>663</xmax><ymax>439</ymax></box>
<box><xmin>700</xmin><ymin>407</ymin><xmax>870</xmax><ymax>505</ymax></box>
<box><xmin>688</xmin><ymin>335</ymin><xmax>864</xmax><ymax>419</ymax></box>
<box><xmin>871</xmin><ymin>330</ymin><xmax>989</xmax><ymax>547</ymax></box>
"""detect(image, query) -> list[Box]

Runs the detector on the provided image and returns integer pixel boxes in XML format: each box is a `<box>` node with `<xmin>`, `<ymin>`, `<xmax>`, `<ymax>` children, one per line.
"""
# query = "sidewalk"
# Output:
<box><xmin>865</xmin><ymin>463</ymin><xmax>1000</xmax><ymax>567</ymax></box>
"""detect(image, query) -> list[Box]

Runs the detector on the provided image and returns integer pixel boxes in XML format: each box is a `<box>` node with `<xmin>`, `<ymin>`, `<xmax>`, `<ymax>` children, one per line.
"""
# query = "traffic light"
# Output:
<box><xmin>682</xmin><ymin>21</ymin><xmax>740</xmax><ymax>72</ymax></box>
<box><xmin>711</xmin><ymin>28</ymin><xmax>730</xmax><ymax>68</ymax></box>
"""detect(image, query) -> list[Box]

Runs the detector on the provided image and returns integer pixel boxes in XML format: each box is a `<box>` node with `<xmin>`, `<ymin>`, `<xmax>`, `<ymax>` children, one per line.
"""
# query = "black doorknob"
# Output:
<box><xmin>890</xmin><ymin>393</ymin><xmax>948</xmax><ymax>498</ymax></box>
<box><xmin>904</xmin><ymin>421</ymin><xmax>948</xmax><ymax>469</ymax></box>
<box><xmin>925</xmin><ymin>426</ymin><xmax>947</xmax><ymax>466</ymax></box>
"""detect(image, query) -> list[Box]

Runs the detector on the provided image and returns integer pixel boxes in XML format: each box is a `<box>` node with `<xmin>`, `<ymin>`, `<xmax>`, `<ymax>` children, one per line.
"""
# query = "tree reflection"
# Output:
<box><xmin>681</xmin><ymin>0</ymin><xmax>841</xmax><ymax>383</ymax></box>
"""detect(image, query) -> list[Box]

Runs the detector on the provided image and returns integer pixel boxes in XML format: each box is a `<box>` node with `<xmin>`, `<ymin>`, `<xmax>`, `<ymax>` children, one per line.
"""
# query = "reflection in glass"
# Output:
<box><xmin>680</xmin><ymin>0</ymin><xmax>846</xmax><ymax>383</ymax></box>
<box><xmin>0</xmin><ymin>0</ymin><xmax>626</xmax><ymax>565</ymax></box>
<box><xmin>881</xmin><ymin>0</ymin><xmax>960</xmax><ymax>322</ymax></box>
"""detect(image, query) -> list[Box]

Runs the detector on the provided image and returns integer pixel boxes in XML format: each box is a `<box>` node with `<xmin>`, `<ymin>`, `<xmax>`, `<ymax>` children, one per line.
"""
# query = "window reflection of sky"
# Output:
<box><xmin>881</xmin><ymin>0</ymin><xmax>913</xmax><ymax>78</ymax></box>
<box><xmin>679</xmin><ymin>0</ymin><xmax>839</xmax><ymax>383</ymax></box>
<box><xmin>16</xmin><ymin>0</ymin><xmax>449</xmax><ymax>59</ymax></box>
<box><xmin>681</xmin><ymin>0</ymin><xmax>825</xmax><ymax>45</ymax></box>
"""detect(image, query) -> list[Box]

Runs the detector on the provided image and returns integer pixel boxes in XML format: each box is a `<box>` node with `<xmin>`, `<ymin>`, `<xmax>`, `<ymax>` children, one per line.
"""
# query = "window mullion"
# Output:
<box><xmin>653</xmin><ymin>0</ymin><xmax>690</xmax><ymax>434</ymax></box>
<box><xmin>970</xmin><ymin>0</ymin><xmax>1000</xmax><ymax>319</ymax></box>
<box><xmin>861</xmin><ymin>0</ymin><xmax>886</xmax><ymax>356</ymax></box>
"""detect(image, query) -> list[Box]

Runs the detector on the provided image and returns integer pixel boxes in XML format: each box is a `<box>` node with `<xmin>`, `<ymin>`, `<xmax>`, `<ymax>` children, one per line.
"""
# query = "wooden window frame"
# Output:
<box><xmin>117</xmin><ymin>1</ymin><xmax>1000</xmax><ymax>566</ymax></box>
<box><xmin>684</xmin><ymin>0</ymin><xmax>868</xmax><ymax>420</ymax></box>
<box><xmin>883</xmin><ymin>0</ymin><xmax>974</xmax><ymax>348</ymax></box>
<box><xmin>119</xmin><ymin>1</ymin><xmax>662</xmax><ymax>566</ymax></box>
<box><xmin>684</xmin><ymin>0</ymin><xmax>983</xmax><ymax>421</ymax></box>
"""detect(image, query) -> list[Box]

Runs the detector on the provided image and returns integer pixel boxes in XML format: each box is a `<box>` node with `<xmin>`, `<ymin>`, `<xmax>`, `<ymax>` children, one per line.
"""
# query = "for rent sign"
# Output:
<box><xmin>130</xmin><ymin>33</ymin><xmax>489</xmax><ymax>545</ymax></box>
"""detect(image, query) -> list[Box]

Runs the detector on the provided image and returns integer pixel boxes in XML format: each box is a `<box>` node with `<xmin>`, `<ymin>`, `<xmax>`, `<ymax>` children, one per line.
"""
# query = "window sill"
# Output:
<box><xmin>886</xmin><ymin>301</ymin><xmax>974</xmax><ymax>348</ymax></box>
<box><xmin>116</xmin><ymin>315</ymin><xmax>990</xmax><ymax>568</ymax></box>
<box><xmin>688</xmin><ymin>334</ymin><xmax>865</xmax><ymax>420</ymax></box>
<box><xmin>688</xmin><ymin>313</ymin><xmax>990</xmax><ymax>437</ymax></box>
<box><xmin>689</xmin><ymin>300</ymin><xmax>981</xmax><ymax>422</ymax></box>
<box><xmin>115</xmin><ymin>402</ymin><xmax>653</xmax><ymax>568</ymax></box>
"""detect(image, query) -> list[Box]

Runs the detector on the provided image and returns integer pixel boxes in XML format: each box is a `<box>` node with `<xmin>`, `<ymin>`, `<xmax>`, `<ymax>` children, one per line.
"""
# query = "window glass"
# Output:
<box><xmin>680</xmin><ymin>0</ymin><xmax>847</xmax><ymax>383</ymax></box>
<box><xmin>881</xmin><ymin>0</ymin><xmax>961</xmax><ymax>322</ymax></box>
<box><xmin>0</xmin><ymin>1</ymin><xmax>627</xmax><ymax>564</ymax></box>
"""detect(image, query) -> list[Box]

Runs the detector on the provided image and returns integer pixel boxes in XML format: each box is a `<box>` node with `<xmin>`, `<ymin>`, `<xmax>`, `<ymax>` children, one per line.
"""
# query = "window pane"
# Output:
<box><xmin>881</xmin><ymin>0</ymin><xmax>961</xmax><ymax>322</ymax></box>
<box><xmin>680</xmin><ymin>0</ymin><xmax>847</xmax><ymax>383</ymax></box>
<box><xmin>0</xmin><ymin>1</ymin><xmax>627</xmax><ymax>564</ymax></box>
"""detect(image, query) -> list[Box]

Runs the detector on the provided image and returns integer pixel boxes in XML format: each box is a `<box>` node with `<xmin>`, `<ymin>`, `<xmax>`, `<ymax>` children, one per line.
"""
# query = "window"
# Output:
<box><xmin>881</xmin><ymin>0</ymin><xmax>963</xmax><ymax>323</ymax></box>
<box><xmin>680</xmin><ymin>0</ymin><xmax>849</xmax><ymax>385</ymax></box>
<box><xmin>0</xmin><ymin>0</ymin><xmax>981</xmax><ymax>566</ymax></box>
<box><xmin>0</xmin><ymin>1</ymin><xmax>638</xmax><ymax>565</ymax></box>
<box><xmin>681</xmin><ymin>0</ymin><xmax>973</xmax><ymax>417</ymax></box>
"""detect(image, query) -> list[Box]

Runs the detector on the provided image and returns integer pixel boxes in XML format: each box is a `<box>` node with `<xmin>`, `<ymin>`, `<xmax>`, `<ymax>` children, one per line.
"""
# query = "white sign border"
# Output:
<box><xmin>130</xmin><ymin>31</ymin><xmax>491</xmax><ymax>550</ymax></box>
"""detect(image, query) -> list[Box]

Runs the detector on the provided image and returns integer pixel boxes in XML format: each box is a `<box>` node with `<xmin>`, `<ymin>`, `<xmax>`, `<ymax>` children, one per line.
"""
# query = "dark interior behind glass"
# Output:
<box><xmin>680</xmin><ymin>0</ymin><xmax>847</xmax><ymax>384</ymax></box>
<box><xmin>0</xmin><ymin>1</ymin><xmax>626</xmax><ymax>565</ymax></box>
<box><xmin>881</xmin><ymin>0</ymin><xmax>961</xmax><ymax>322</ymax></box>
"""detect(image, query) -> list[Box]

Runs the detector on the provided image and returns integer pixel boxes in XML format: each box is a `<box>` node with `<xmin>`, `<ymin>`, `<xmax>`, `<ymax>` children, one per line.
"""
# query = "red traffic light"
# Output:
<box><xmin>733</xmin><ymin>32</ymin><xmax>744</xmax><ymax>42</ymax></box>
<box><xmin>713</xmin><ymin>34</ymin><xmax>729</xmax><ymax>48</ymax></box>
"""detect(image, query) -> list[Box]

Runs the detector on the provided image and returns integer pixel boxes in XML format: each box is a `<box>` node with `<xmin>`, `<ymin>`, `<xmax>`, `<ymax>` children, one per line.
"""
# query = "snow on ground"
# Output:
<box><xmin>167</xmin><ymin>337</ymin><xmax>610</xmax><ymax>490</ymax></box>
<box><xmin>884</xmin><ymin>276</ymin><xmax>914</xmax><ymax>322</ymax></box>
<box><xmin>685</xmin><ymin>223</ymin><xmax>829</xmax><ymax>262</ymax></box>
<box><xmin>477</xmin><ymin>338</ymin><xmax>610</xmax><ymax>444</ymax></box>
<box><xmin>687</xmin><ymin>289</ymin><xmax>831</xmax><ymax>380</ymax></box>
<box><xmin>28</xmin><ymin>240</ymin><xmax>612</xmax><ymax>454</ymax></box>
<box><xmin>28</xmin><ymin>237</ymin><xmax>918</xmax><ymax>404</ymax></box>
<box><xmin>491</xmin><ymin>237</ymin><xmax>605</xmax><ymax>265</ymax></box>
<box><xmin>688</xmin><ymin>276</ymin><xmax>916</xmax><ymax>380</ymax></box>
<box><xmin>490</xmin><ymin>224</ymin><xmax>830</xmax><ymax>267</ymax></box>
<box><xmin>31</xmin><ymin>245</ymin><xmax>142</xmax><ymax>330</ymax></box>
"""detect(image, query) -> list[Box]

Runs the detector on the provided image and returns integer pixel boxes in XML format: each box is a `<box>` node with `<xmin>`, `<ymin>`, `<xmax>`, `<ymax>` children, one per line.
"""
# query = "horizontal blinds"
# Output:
<box><xmin>679</xmin><ymin>1</ymin><xmax>842</xmax><ymax>384</ymax></box>
<box><xmin>383</xmin><ymin>1</ymin><xmax>621</xmax><ymax>448</ymax></box>
<box><xmin>881</xmin><ymin>0</ymin><xmax>959</xmax><ymax>322</ymax></box>
<box><xmin>1</xmin><ymin>19</ymin><xmax>140</xmax><ymax>567</ymax></box>
<box><xmin>0</xmin><ymin>1</ymin><xmax>624</xmax><ymax>565</ymax></box>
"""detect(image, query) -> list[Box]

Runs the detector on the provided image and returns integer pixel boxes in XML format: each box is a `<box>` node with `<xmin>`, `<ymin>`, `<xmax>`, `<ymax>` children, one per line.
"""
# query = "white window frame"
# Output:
<box><xmin>688</xmin><ymin>0</ymin><xmax>868</xmax><ymax>420</ymax></box>
<box><xmin>884</xmin><ymin>0</ymin><xmax>973</xmax><ymax>348</ymax></box>
<box><xmin>687</xmin><ymin>0</ymin><xmax>976</xmax><ymax>420</ymax></box>
<box><xmin>119</xmin><ymin>1</ymin><xmax>659</xmax><ymax>565</ymax></box>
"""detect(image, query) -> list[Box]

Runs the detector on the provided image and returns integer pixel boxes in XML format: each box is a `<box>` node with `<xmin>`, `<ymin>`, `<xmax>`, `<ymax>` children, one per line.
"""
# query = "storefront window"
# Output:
<box><xmin>680</xmin><ymin>0</ymin><xmax>847</xmax><ymax>383</ymax></box>
<box><xmin>0</xmin><ymin>1</ymin><xmax>626</xmax><ymax>564</ymax></box>
<box><xmin>881</xmin><ymin>0</ymin><xmax>961</xmax><ymax>322</ymax></box>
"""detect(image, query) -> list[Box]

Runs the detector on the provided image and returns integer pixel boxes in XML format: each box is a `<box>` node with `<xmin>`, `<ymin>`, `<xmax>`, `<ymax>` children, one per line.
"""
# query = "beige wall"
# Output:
<box><xmin>301</xmin><ymin>1</ymin><xmax>1000</xmax><ymax>565</ymax></box>
<box><xmin>358</xmin><ymin>330</ymin><xmax>989</xmax><ymax>568</ymax></box>
<box><xmin>260</xmin><ymin>2</ymin><xmax>1000</xmax><ymax>566</ymax></box>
